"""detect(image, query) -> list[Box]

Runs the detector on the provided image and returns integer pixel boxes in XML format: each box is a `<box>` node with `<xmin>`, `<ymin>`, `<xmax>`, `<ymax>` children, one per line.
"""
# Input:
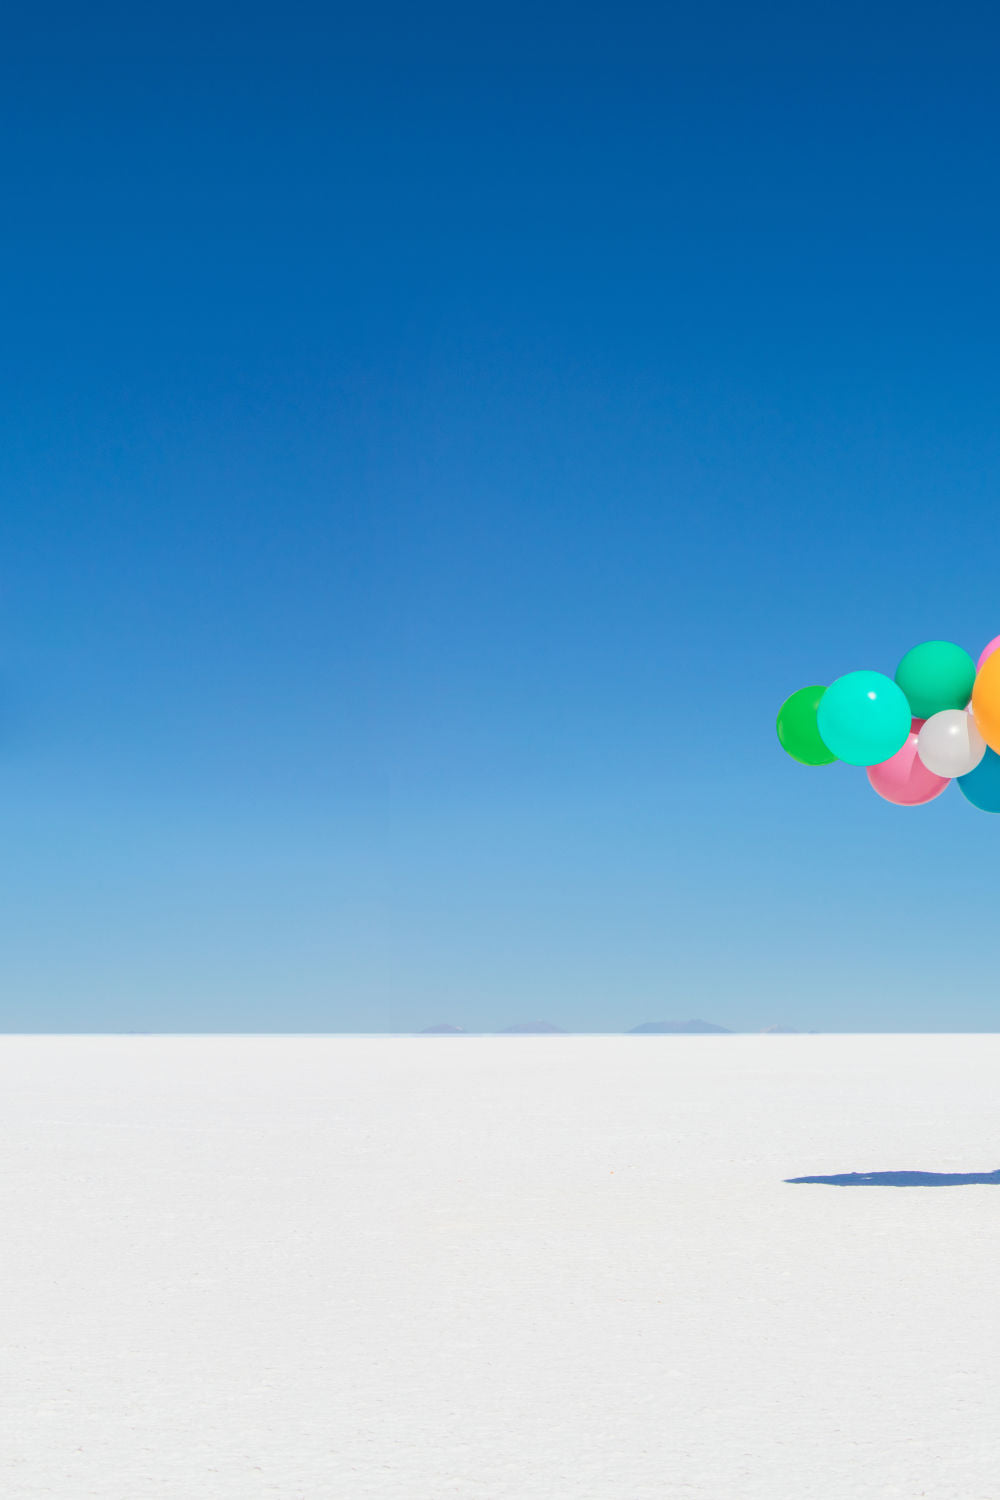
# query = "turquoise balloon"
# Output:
<box><xmin>957</xmin><ymin>747</ymin><xmax>1000</xmax><ymax>813</ymax></box>
<box><xmin>816</xmin><ymin>671</ymin><xmax>912</xmax><ymax>767</ymax></box>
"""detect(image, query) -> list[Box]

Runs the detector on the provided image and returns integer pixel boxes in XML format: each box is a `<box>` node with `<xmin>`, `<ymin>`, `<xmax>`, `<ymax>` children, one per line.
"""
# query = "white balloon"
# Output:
<box><xmin>917</xmin><ymin>709</ymin><xmax>986</xmax><ymax>778</ymax></box>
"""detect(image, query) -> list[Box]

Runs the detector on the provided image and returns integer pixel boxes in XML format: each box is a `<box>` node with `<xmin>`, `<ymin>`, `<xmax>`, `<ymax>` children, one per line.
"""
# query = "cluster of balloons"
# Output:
<box><xmin>777</xmin><ymin>637</ymin><xmax>1000</xmax><ymax>812</ymax></box>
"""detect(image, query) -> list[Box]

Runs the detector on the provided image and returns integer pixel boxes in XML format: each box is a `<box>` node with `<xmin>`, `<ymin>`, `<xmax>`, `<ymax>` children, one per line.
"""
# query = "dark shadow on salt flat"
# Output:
<box><xmin>787</xmin><ymin>1169</ymin><xmax>1000</xmax><ymax>1187</ymax></box>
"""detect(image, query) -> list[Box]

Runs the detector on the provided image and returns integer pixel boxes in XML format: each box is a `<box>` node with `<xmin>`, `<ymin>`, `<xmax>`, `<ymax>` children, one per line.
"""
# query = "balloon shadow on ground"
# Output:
<box><xmin>787</xmin><ymin>1169</ymin><xmax>1000</xmax><ymax>1187</ymax></box>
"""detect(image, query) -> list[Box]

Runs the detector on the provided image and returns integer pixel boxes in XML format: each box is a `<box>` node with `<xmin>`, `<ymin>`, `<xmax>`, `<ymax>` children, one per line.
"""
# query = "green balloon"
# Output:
<box><xmin>776</xmin><ymin>686</ymin><xmax>836</xmax><ymax>765</ymax></box>
<box><xmin>895</xmin><ymin>640</ymin><xmax>976</xmax><ymax>720</ymax></box>
<box><xmin>816</xmin><ymin>671</ymin><xmax>912</xmax><ymax>766</ymax></box>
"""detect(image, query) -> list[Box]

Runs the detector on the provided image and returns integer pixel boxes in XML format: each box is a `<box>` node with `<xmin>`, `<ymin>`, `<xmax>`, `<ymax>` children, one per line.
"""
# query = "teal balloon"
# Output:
<box><xmin>957</xmin><ymin>746</ymin><xmax>1000</xmax><ymax>813</ymax></box>
<box><xmin>816</xmin><ymin>671</ymin><xmax>912</xmax><ymax>767</ymax></box>
<box><xmin>895</xmin><ymin>640</ymin><xmax>976</xmax><ymax>719</ymax></box>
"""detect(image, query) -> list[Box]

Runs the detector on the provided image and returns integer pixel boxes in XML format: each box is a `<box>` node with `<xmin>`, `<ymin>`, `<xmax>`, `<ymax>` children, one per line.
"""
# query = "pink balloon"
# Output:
<box><xmin>867</xmin><ymin>718</ymin><xmax>951</xmax><ymax>806</ymax></box>
<box><xmin>977</xmin><ymin>635</ymin><xmax>1000</xmax><ymax>672</ymax></box>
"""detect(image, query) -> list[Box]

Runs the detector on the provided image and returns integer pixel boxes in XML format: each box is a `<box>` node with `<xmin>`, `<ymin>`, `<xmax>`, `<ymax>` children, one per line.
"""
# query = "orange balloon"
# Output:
<box><xmin>972</xmin><ymin>649</ymin><xmax>1000</xmax><ymax>752</ymax></box>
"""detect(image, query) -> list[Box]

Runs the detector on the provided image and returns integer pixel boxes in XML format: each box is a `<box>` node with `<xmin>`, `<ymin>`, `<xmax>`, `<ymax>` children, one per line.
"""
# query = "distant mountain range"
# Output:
<box><xmin>629</xmin><ymin>1019</ymin><xmax>731</xmax><ymax>1034</ymax></box>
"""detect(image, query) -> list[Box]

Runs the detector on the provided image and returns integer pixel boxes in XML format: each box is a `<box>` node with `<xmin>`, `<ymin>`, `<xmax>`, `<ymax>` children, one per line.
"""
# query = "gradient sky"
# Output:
<box><xmin>4</xmin><ymin>3</ymin><xmax>1000</xmax><ymax>1031</ymax></box>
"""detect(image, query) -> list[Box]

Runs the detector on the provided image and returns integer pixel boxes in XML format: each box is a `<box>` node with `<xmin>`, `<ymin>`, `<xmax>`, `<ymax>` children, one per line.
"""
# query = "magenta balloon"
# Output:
<box><xmin>866</xmin><ymin>719</ymin><xmax>951</xmax><ymax>806</ymax></box>
<box><xmin>977</xmin><ymin>635</ymin><xmax>1000</xmax><ymax>672</ymax></box>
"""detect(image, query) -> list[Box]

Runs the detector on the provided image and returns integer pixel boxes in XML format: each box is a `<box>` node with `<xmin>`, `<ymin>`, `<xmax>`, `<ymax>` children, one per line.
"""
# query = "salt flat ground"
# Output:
<box><xmin>2</xmin><ymin>1035</ymin><xmax>1000</xmax><ymax>1499</ymax></box>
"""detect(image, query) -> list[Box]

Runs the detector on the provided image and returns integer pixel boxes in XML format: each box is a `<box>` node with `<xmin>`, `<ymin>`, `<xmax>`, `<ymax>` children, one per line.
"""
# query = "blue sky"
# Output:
<box><xmin>4</xmin><ymin>3</ymin><xmax>1000</xmax><ymax>1031</ymax></box>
